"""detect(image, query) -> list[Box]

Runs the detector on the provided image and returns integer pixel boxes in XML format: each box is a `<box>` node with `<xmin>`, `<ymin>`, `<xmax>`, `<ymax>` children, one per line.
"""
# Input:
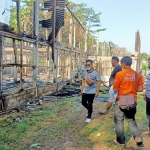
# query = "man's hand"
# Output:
<box><xmin>95</xmin><ymin>91</ymin><xmax>99</xmax><ymax>97</ymax></box>
<box><xmin>143</xmin><ymin>96</ymin><xmax>146</xmax><ymax>102</ymax></box>
<box><xmin>100</xmin><ymin>110</ymin><xmax>108</xmax><ymax>115</ymax></box>
<box><xmin>80</xmin><ymin>91</ymin><xmax>83</xmax><ymax>96</ymax></box>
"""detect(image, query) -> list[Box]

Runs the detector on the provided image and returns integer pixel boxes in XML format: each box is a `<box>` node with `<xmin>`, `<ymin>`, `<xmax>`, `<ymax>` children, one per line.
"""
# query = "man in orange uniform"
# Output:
<box><xmin>113</xmin><ymin>56</ymin><xmax>143</xmax><ymax>148</ymax></box>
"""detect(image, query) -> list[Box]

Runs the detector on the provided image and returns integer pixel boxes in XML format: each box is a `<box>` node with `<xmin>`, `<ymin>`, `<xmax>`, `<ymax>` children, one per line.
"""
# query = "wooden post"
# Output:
<box><xmin>69</xmin><ymin>17</ymin><xmax>73</xmax><ymax>48</ymax></box>
<box><xmin>77</xmin><ymin>53</ymin><xmax>80</xmax><ymax>70</ymax></box>
<box><xmin>16</xmin><ymin>0</ymin><xmax>21</xmax><ymax>33</ymax></box>
<box><xmin>52</xmin><ymin>0</ymin><xmax>57</xmax><ymax>83</ymax></box>
<box><xmin>49</xmin><ymin>50</ymin><xmax>52</xmax><ymax>81</ymax></box>
<box><xmin>24</xmin><ymin>18</ymin><xmax>27</xmax><ymax>46</ymax></box>
<box><xmin>57</xmin><ymin>54</ymin><xmax>60</xmax><ymax>76</ymax></box>
<box><xmin>68</xmin><ymin>51</ymin><xmax>72</xmax><ymax>79</ymax></box>
<box><xmin>11</xmin><ymin>53</ymin><xmax>14</xmax><ymax>77</ymax></box>
<box><xmin>19</xmin><ymin>40</ymin><xmax>23</xmax><ymax>90</ymax></box>
<box><xmin>12</xmin><ymin>39</ymin><xmax>17</xmax><ymax>83</ymax></box>
<box><xmin>58</xmin><ymin>28</ymin><xmax>62</xmax><ymax>43</ymax></box>
<box><xmin>75</xmin><ymin>52</ymin><xmax>77</xmax><ymax>70</ymax></box>
<box><xmin>62</xmin><ymin>50</ymin><xmax>65</xmax><ymax>80</ymax></box>
<box><xmin>46</xmin><ymin>46</ymin><xmax>50</xmax><ymax>81</ymax></box>
<box><xmin>33</xmin><ymin>0</ymin><xmax>39</xmax><ymax>89</ymax></box>
<box><xmin>46</xmin><ymin>28</ymin><xmax>48</xmax><ymax>39</ymax></box>
<box><xmin>73</xmin><ymin>26</ymin><xmax>76</xmax><ymax>48</ymax></box>
<box><xmin>0</xmin><ymin>36</ymin><xmax>3</xmax><ymax>96</ymax></box>
<box><xmin>24</xmin><ymin>52</ymin><xmax>27</xmax><ymax>75</ymax></box>
<box><xmin>84</xmin><ymin>28</ymin><xmax>88</xmax><ymax>52</ymax></box>
<box><xmin>135</xmin><ymin>31</ymin><xmax>141</xmax><ymax>73</ymax></box>
<box><xmin>65</xmin><ymin>53</ymin><xmax>68</xmax><ymax>79</ymax></box>
<box><xmin>103</xmin><ymin>41</ymin><xmax>106</xmax><ymax>56</ymax></box>
<box><xmin>54</xmin><ymin>47</ymin><xmax>58</xmax><ymax>82</ymax></box>
<box><xmin>15</xmin><ymin>0</ymin><xmax>22</xmax><ymax>90</ymax></box>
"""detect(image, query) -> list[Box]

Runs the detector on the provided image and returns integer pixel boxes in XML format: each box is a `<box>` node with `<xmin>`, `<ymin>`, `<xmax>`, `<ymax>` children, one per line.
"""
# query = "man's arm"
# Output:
<box><xmin>113</xmin><ymin>87</ymin><xmax>118</xmax><ymax>92</ymax></box>
<box><xmin>113</xmin><ymin>73</ymin><xmax>121</xmax><ymax>92</ymax></box>
<box><xmin>137</xmin><ymin>74</ymin><xmax>144</xmax><ymax>92</ymax></box>
<box><xmin>96</xmin><ymin>80</ymin><xmax>101</xmax><ymax>92</ymax></box>
<box><xmin>137</xmin><ymin>85</ymin><xmax>143</xmax><ymax>92</ymax></box>
<box><xmin>95</xmin><ymin>72</ymin><xmax>101</xmax><ymax>97</ymax></box>
<box><xmin>111</xmin><ymin>66</ymin><xmax>122</xmax><ymax>78</ymax></box>
<box><xmin>95</xmin><ymin>80</ymin><xmax>101</xmax><ymax>97</ymax></box>
<box><xmin>81</xmin><ymin>71</ymin><xmax>86</xmax><ymax>94</ymax></box>
<box><xmin>81</xmin><ymin>80</ymin><xmax>85</xmax><ymax>94</ymax></box>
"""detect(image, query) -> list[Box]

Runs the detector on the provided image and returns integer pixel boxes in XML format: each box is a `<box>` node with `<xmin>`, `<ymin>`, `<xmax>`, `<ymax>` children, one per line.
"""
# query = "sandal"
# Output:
<box><xmin>113</xmin><ymin>139</ymin><xmax>126</xmax><ymax>148</ymax></box>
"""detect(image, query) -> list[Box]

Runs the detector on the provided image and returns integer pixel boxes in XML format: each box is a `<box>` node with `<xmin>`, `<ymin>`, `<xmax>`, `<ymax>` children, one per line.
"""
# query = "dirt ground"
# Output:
<box><xmin>34</xmin><ymin>100</ymin><xmax>150</xmax><ymax>150</ymax></box>
<box><xmin>36</xmin><ymin>101</ymin><xmax>111</xmax><ymax>150</ymax></box>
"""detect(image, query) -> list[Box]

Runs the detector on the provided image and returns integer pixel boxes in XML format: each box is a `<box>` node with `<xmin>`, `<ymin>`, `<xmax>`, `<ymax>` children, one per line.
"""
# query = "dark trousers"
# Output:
<box><xmin>82</xmin><ymin>93</ymin><xmax>95</xmax><ymax>118</ymax></box>
<box><xmin>146</xmin><ymin>96</ymin><xmax>150</xmax><ymax>129</ymax></box>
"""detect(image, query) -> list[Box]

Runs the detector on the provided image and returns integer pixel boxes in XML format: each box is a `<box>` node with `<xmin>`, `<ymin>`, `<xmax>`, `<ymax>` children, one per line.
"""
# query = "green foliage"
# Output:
<box><xmin>140</xmin><ymin>52</ymin><xmax>150</xmax><ymax>71</ymax></box>
<box><xmin>9</xmin><ymin>0</ymin><xmax>44</xmax><ymax>33</ymax></box>
<box><xmin>84</xmin><ymin>7</ymin><xmax>106</xmax><ymax>33</ymax></box>
<box><xmin>140</xmin><ymin>52</ymin><xmax>149</xmax><ymax>61</ymax></box>
<box><xmin>142</xmin><ymin>63</ymin><xmax>149</xmax><ymax>71</ymax></box>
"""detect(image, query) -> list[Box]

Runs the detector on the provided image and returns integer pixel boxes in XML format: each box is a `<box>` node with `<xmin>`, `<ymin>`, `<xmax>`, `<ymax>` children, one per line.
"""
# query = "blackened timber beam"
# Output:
<box><xmin>0</xmin><ymin>31</ymin><xmax>21</xmax><ymax>40</ymax></box>
<box><xmin>19</xmin><ymin>40</ymin><xmax>23</xmax><ymax>90</ymax></box>
<box><xmin>16</xmin><ymin>0</ymin><xmax>21</xmax><ymax>33</ymax></box>
<box><xmin>52</xmin><ymin>0</ymin><xmax>57</xmax><ymax>83</ymax></box>
<box><xmin>33</xmin><ymin>0</ymin><xmax>39</xmax><ymax>97</ymax></box>
<box><xmin>12</xmin><ymin>39</ymin><xmax>17</xmax><ymax>83</ymax></box>
<box><xmin>0</xmin><ymin>35</ymin><xmax>3</xmax><ymax>96</ymax></box>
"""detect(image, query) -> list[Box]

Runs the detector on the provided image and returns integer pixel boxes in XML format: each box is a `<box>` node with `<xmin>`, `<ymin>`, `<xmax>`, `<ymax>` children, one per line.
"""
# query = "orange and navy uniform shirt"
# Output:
<box><xmin>113</xmin><ymin>68</ymin><xmax>143</xmax><ymax>99</ymax></box>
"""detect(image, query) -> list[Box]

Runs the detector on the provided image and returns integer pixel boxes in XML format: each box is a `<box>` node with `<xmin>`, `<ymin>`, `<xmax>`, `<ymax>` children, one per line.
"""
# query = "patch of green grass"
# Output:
<box><xmin>136</xmin><ymin>93</ymin><xmax>147</xmax><ymax>124</ymax></box>
<box><xmin>0</xmin><ymin>98</ymin><xmax>77</xmax><ymax>150</ymax></box>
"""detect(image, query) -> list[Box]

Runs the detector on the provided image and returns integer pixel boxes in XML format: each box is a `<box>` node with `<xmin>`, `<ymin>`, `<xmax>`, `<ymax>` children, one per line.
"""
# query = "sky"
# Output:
<box><xmin>71</xmin><ymin>0</ymin><xmax>150</xmax><ymax>53</ymax></box>
<box><xmin>0</xmin><ymin>0</ymin><xmax>150</xmax><ymax>53</ymax></box>
<box><xmin>0</xmin><ymin>0</ymin><xmax>12</xmax><ymax>24</ymax></box>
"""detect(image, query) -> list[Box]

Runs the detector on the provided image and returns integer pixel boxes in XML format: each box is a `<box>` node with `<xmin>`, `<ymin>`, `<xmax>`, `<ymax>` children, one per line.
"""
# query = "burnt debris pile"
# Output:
<box><xmin>2</xmin><ymin>73</ymin><xmax>54</xmax><ymax>94</ymax></box>
<box><xmin>0</xmin><ymin>22</ymin><xmax>15</xmax><ymax>33</ymax></box>
<box><xmin>54</xmin><ymin>82</ymin><xmax>81</xmax><ymax>97</ymax></box>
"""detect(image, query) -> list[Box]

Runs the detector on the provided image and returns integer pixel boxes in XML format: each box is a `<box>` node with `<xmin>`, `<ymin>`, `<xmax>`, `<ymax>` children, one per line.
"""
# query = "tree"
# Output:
<box><xmin>84</xmin><ymin>7</ymin><xmax>106</xmax><ymax>34</ymax></box>
<box><xmin>9</xmin><ymin>0</ymin><xmax>118</xmax><ymax>56</ymax></box>
<box><xmin>66</xmin><ymin>1</ymin><xmax>106</xmax><ymax>51</ymax></box>
<box><xmin>140</xmin><ymin>52</ymin><xmax>150</xmax><ymax>76</ymax></box>
<box><xmin>9</xmin><ymin>0</ymin><xmax>46</xmax><ymax>33</ymax></box>
<box><xmin>140</xmin><ymin>52</ymin><xmax>149</xmax><ymax>62</ymax></box>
